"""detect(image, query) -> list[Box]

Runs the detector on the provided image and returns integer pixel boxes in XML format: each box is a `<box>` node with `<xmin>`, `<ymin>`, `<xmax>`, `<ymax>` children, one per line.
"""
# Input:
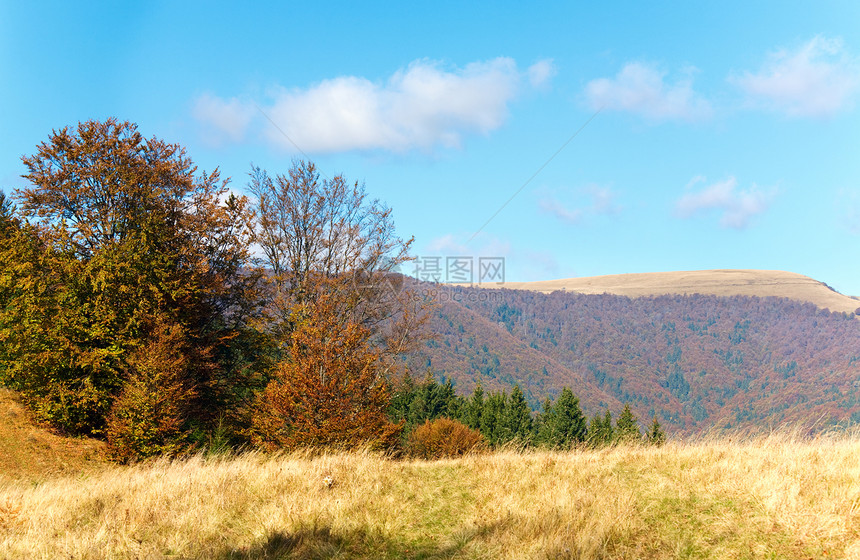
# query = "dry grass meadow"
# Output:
<box><xmin>494</xmin><ymin>269</ymin><xmax>860</xmax><ymax>315</ymax></box>
<box><xmin>2</xmin><ymin>431</ymin><xmax>860</xmax><ymax>559</ymax></box>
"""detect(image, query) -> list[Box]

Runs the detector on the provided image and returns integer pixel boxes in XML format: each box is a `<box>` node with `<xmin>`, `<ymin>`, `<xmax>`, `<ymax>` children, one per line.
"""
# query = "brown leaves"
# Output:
<box><xmin>250</xmin><ymin>294</ymin><xmax>402</xmax><ymax>452</ymax></box>
<box><xmin>105</xmin><ymin>316</ymin><xmax>197</xmax><ymax>462</ymax></box>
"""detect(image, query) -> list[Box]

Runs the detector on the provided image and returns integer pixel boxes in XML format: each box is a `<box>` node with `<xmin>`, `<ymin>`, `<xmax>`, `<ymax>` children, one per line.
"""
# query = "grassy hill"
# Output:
<box><xmin>0</xmin><ymin>389</ymin><xmax>107</xmax><ymax>483</ymax></box>
<box><xmin>1</xmin><ymin>435</ymin><xmax>859</xmax><ymax>559</ymax></box>
<box><xmin>496</xmin><ymin>269</ymin><xmax>860</xmax><ymax>314</ymax></box>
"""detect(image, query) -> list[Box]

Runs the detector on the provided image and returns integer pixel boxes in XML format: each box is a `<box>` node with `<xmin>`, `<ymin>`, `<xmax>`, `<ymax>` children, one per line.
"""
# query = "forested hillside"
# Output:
<box><xmin>409</xmin><ymin>285</ymin><xmax>860</xmax><ymax>434</ymax></box>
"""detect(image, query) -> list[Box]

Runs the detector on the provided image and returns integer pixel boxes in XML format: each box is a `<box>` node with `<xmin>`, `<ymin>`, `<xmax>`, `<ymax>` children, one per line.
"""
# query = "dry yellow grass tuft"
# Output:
<box><xmin>1</xmin><ymin>433</ymin><xmax>859</xmax><ymax>558</ymax></box>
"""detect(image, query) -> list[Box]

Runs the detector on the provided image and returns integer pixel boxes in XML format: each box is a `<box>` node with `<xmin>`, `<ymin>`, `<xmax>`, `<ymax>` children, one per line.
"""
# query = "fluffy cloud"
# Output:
<box><xmin>193</xmin><ymin>58</ymin><xmax>553</xmax><ymax>154</ymax></box>
<box><xmin>528</xmin><ymin>59</ymin><xmax>557</xmax><ymax>89</ymax></box>
<box><xmin>675</xmin><ymin>176</ymin><xmax>775</xmax><ymax>229</ymax></box>
<box><xmin>731</xmin><ymin>36</ymin><xmax>860</xmax><ymax>117</ymax></box>
<box><xmin>584</xmin><ymin>62</ymin><xmax>712</xmax><ymax>122</ymax></box>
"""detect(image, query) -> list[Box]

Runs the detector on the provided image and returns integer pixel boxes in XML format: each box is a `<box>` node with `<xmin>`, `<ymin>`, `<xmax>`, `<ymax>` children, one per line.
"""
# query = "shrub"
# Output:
<box><xmin>407</xmin><ymin>418</ymin><xmax>485</xmax><ymax>459</ymax></box>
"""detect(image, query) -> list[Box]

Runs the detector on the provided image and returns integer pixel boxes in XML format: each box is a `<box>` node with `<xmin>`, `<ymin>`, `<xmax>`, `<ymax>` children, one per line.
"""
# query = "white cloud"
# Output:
<box><xmin>585</xmin><ymin>62</ymin><xmax>712</xmax><ymax>122</ymax></box>
<box><xmin>539</xmin><ymin>185</ymin><xmax>620</xmax><ymax>225</ymax></box>
<box><xmin>193</xmin><ymin>57</ymin><xmax>546</xmax><ymax>154</ymax></box>
<box><xmin>584</xmin><ymin>185</ymin><xmax>620</xmax><ymax>215</ymax></box>
<box><xmin>425</xmin><ymin>233</ymin><xmax>470</xmax><ymax>255</ymax></box>
<box><xmin>538</xmin><ymin>197</ymin><xmax>583</xmax><ymax>224</ymax></box>
<box><xmin>191</xmin><ymin>93</ymin><xmax>255</xmax><ymax>146</ymax></box>
<box><xmin>675</xmin><ymin>176</ymin><xmax>775</xmax><ymax>229</ymax></box>
<box><xmin>528</xmin><ymin>59</ymin><xmax>557</xmax><ymax>89</ymax></box>
<box><xmin>423</xmin><ymin>233</ymin><xmax>511</xmax><ymax>258</ymax></box>
<box><xmin>731</xmin><ymin>36</ymin><xmax>860</xmax><ymax>117</ymax></box>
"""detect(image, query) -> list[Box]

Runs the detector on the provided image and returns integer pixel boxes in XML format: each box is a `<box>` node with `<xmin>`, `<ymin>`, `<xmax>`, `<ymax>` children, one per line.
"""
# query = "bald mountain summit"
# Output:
<box><xmin>409</xmin><ymin>270</ymin><xmax>860</xmax><ymax>435</ymax></box>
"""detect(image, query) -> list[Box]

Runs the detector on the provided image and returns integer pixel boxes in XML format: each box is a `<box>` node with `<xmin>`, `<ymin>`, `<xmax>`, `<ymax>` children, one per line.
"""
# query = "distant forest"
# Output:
<box><xmin>409</xmin><ymin>286</ymin><xmax>860</xmax><ymax>434</ymax></box>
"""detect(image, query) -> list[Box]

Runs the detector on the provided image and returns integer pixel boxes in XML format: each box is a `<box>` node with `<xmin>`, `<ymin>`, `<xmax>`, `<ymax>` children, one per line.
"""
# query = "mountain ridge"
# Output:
<box><xmin>413</xmin><ymin>273</ymin><xmax>860</xmax><ymax>435</ymax></box>
<box><xmin>478</xmin><ymin>269</ymin><xmax>859</xmax><ymax>315</ymax></box>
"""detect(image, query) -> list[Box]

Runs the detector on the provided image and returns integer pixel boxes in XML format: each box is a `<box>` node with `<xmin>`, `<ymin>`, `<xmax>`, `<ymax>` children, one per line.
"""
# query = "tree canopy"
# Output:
<box><xmin>0</xmin><ymin>119</ymin><xmax>259</xmax><ymax>444</ymax></box>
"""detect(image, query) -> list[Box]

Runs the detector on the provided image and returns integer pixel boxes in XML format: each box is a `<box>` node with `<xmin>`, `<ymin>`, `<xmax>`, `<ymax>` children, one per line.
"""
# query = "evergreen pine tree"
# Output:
<box><xmin>439</xmin><ymin>378</ymin><xmax>461</xmax><ymax>419</ymax></box>
<box><xmin>647</xmin><ymin>416</ymin><xmax>666</xmax><ymax>446</ymax></box>
<box><xmin>552</xmin><ymin>387</ymin><xmax>587</xmax><ymax>447</ymax></box>
<box><xmin>407</xmin><ymin>374</ymin><xmax>434</xmax><ymax>426</ymax></box>
<box><xmin>466</xmin><ymin>383</ymin><xmax>484</xmax><ymax>430</ymax></box>
<box><xmin>587</xmin><ymin>408</ymin><xmax>614</xmax><ymax>447</ymax></box>
<box><xmin>388</xmin><ymin>371</ymin><xmax>416</xmax><ymax>425</ymax></box>
<box><xmin>603</xmin><ymin>409</ymin><xmax>614</xmax><ymax>443</ymax></box>
<box><xmin>536</xmin><ymin>397</ymin><xmax>555</xmax><ymax>446</ymax></box>
<box><xmin>586</xmin><ymin>414</ymin><xmax>603</xmax><ymax>447</ymax></box>
<box><xmin>615</xmin><ymin>403</ymin><xmax>641</xmax><ymax>443</ymax></box>
<box><xmin>505</xmin><ymin>385</ymin><xmax>533</xmax><ymax>444</ymax></box>
<box><xmin>480</xmin><ymin>391</ymin><xmax>508</xmax><ymax>446</ymax></box>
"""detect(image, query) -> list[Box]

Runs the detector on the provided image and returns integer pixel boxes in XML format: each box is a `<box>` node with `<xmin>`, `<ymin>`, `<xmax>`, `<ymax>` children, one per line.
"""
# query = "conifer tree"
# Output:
<box><xmin>439</xmin><ymin>378</ymin><xmax>461</xmax><ymax>419</ymax></box>
<box><xmin>615</xmin><ymin>403</ymin><xmax>641</xmax><ymax>443</ymax></box>
<box><xmin>603</xmin><ymin>409</ymin><xmax>614</xmax><ymax>441</ymax></box>
<box><xmin>539</xmin><ymin>388</ymin><xmax>587</xmax><ymax>448</ymax></box>
<box><xmin>587</xmin><ymin>408</ymin><xmax>614</xmax><ymax>447</ymax></box>
<box><xmin>554</xmin><ymin>387</ymin><xmax>587</xmax><ymax>446</ymax></box>
<box><xmin>466</xmin><ymin>383</ymin><xmax>484</xmax><ymax>430</ymax></box>
<box><xmin>505</xmin><ymin>385</ymin><xmax>533</xmax><ymax>444</ymax></box>
<box><xmin>646</xmin><ymin>416</ymin><xmax>666</xmax><ymax>446</ymax></box>
<box><xmin>586</xmin><ymin>414</ymin><xmax>603</xmax><ymax>447</ymax></box>
<box><xmin>480</xmin><ymin>391</ymin><xmax>508</xmax><ymax>446</ymax></box>
<box><xmin>535</xmin><ymin>397</ymin><xmax>555</xmax><ymax>446</ymax></box>
<box><xmin>388</xmin><ymin>371</ymin><xmax>416</xmax><ymax>426</ymax></box>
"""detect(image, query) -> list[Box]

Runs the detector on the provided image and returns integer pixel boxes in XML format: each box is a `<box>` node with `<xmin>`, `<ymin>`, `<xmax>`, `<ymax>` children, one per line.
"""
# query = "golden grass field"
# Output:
<box><xmin>2</xmin><ymin>428</ymin><xmax>860</xmax><ymax>559</ymax></box>
<box><xmin>492</xmin><ymin>269</ymin><xmax>860</xmax><ymax>315</ymax></box>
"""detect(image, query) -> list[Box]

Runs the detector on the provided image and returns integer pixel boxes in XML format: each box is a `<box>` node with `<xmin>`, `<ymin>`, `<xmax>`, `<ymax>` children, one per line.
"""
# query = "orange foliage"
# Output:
<box><xmin>250</xmin><ymin>294</ymin><xmax>402</xmax><ymax>452</ymax></box>
<box><xmin>407</xmin><ymin>418</ymin><xmax>485</xmax><ymax>459</ymax></box>
<box><xmin>105</xmin><ymin>316</ymin><xmax>197</xmax><ymax>462</ymax></box>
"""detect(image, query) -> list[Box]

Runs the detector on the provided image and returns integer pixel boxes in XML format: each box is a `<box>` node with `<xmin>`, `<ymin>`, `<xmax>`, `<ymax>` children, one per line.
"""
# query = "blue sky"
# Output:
<box><xmin>2</xmin><ymin>1</ymin><xmax>859</xmax><ymax>295</ymax></box>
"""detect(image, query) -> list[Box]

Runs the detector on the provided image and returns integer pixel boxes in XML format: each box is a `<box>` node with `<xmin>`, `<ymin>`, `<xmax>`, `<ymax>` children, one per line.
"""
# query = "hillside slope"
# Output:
<box><xmin>0</xmin><ymin>389</ymin><xmax>107</xmax><ymax>482</ymax></box>
<box><xmin>497</xmin><ymin>270</ymin><xmax>859</xmax><ymax>314</ymax></box>
<box><xmin>413</xmin><ymin>285</ymin><xmax>860</xmax><ymax>434</ymax></box>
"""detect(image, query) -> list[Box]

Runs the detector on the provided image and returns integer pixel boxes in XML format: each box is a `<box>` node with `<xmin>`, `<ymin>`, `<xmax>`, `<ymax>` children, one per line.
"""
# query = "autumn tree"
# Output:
<box><xmin>248</xmin><ymin>160</ymin><xmax>422</xmax><ymax>363</ymax></box>
<box><xmin>0</xmin><ymin>119</ymin><xmax>259</xmax><ymax>440</ymax></box>
<box><xmin>0</xmin><ymin>192</ymin><xmax>18</xmax><ymax>380</ymax></box>
<box><xmin>249</xmin><ymin>292</ymin><xmax>402</xmax><ymax>451</ymax></box>
<box><xmin>248</xmin><ymin>160</ymin><xmax>427</xmax><ymax>450</ymax></box>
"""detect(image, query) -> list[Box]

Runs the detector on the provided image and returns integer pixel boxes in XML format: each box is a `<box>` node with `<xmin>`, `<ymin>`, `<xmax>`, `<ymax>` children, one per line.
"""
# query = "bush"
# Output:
<box><xmin>407</xmin><ymin>418</ymin><xmax>485</xmax><ymax>459</ymax></box>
